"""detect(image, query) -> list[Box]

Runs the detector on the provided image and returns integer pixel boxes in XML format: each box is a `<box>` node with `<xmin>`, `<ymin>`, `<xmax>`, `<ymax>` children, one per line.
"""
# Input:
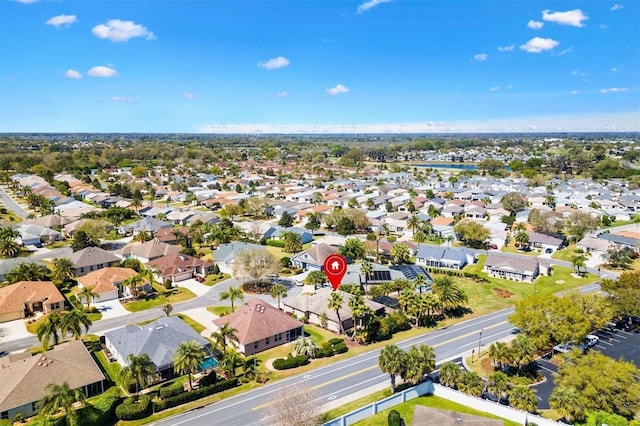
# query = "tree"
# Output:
<box><xmin>549</xmin><ymin>385</ymin><xmax>583</xmax><ymax>423</ymax></box>
<box><xmin>51</xmin><ymin>257</ymin><xmax>75</xmax><ymax>285</ymax></box>
<box><xmin>438</xmin><ymin>361</ymin><xmax>461</xmax><ymax>388</ymax></box>
<box><xmin>60</xmin><ymin>308</ymin><xmax>92</xmax><ymax>340</ymax></box>
<box><xmin>603</xmin><ymin>247</ymin><xmax>634</xmax><ymax>269</ymax></box>
<box><xmin>514</xmin><ymin>231</ymin><xmax>529</xmax><ymax>248</ymax></box>
<box><xmin>0</xmin><ymin>226</ymin><xmax>20</xmax><ymax>241</ymax></box>
<box><xmin>432</xmin><ymin>276</ymin><xmax>467</xmax><ymax>314</ymax></box>
<box><xmin>328</xmin><ymin>291</ymin><xmax>345</xmax><ymax>334</ymax></box>
<box><xmin>601</xmin><ymin>271</ymin><xmax>640</xmax><ymax>316</ymax></box>
<box><xmin>294</xmin><ymin>336</ymin><xmax>318</xmax><ymax>358</ymax></box>
<box><xmin>71</xmin><ymin>230</ymin><xmax>96</xmax><ymax>252</ymax></box>
<box><xmin>454</xmin><ymin>219</ymin><xmax>489</xmax><ymax>248</ymax></box>
<box><xmin>219</xmin><ymin>287</ymin><xmax>244</xmax><ymax>312</ymax></box>
<box><xmin>402</xmin><ymin>344</ymin><xmax>435</xmax><ymax>384</ymax></box>
<box><xmin>211</xmin><ymin>323</ymin><xmax>239</xmax><ymax>357</ymax></box>
<box><xmin>486</xmin><ymin>371</ymin><xmax>509</xmax><ymax>400</ymax></box>
<box><xmin>306</xmin><ymin>212</ymin><xmax>322</xmax><ymax>235</ymax></box>
<box><xmin>280</xmin><ymin>230</ymin><xmax>303</xmax><ymax>254</ymax></box>
<box><xmin>488</xmin><ymin>341</ymin><xmax>512</xmax><ymax>371</ymax></box>
<box><xmin>270</xmin><ymin>283</ymin><xmax>287</xmax><ymax>309</ymax></box>
<box><xmin>501</xmin><ymin>192</ymin><xmax>527</xmax><ymax>215</ymax></box>
<box><xmin>0</xmin><ymin>239</ymin><xmax>21</xmax><ymax>258</ymax></box>
<box><xmin>173</xmin><ymin>341</ymin><xmax>207</xmax><ymax>391</ymax></box>
<box><xmin>220</xmin><ymin>350</ymin><xmax>241</xmax><ymax>377</ymax></box>
<box><xmin>119</xmin><ymin>354</ymin><xmax>156</xmax><ymax>397</ymax></box>
<box><xmin>567</xmin><ymin>211</ymin><xmax>600</xmax><ymax>241</ymax></box>
<box><xmin>390</xmin><ymin>243</ymin><xmax>411</xmax><ymax>264</ymax></box>
<box><xmin>388</xmin><ymin>410</ymin><xmax>403</xmax><ymax>426</ymax></box>
<box><xmin>306</xmin><ymin>270</ymin><xmax>328</xmax><ymax>286</ymax></box>
<box><xmin>36</xmin><ymin>312</ymin><xmax>62</xmax><ymax>350</ymax></box>
<box><xmin>359</xmin><ymin>261</ymin><xmax>373</xmax><ymax>294</ymax></box>
<box><xmin>378</xmin><ymin>344</ymin><xmax>407</xmax><ymax>392</ymax></box>
<box><xmin>232</xmin><ymin>248</ymin><xmax>279</xmax><ymax>284</ymax></box>
<box><xmin>551</xmin><ymin>351</ymin><xmax>640</xmax><ymax>421</ymax></box>
<box><xmin>77</xmin><ymin>286</ymin><xmax>98</xmax><ymax>308</ymax></box>
<box><xmin>5</xmin><ymin>262</ymin><xmax>51</xmax><ymax>283</ymax></box>
<box><xmin>571</xmin><ymin>255</ymin><xmax>586</xmax><ymax>274</ymax></box>
<box><xmin>407</xmin><ymin>214</ymin><xmax>422</xmax><ymax>237</ymax></box>
<box><xmin>265</xmin><ymin>383</ymin><xmax>320</xmax><ymax>426</ymax></box>
<box><xmin>510</xmin><ymin>334</ymin><xmax>535</xmax><ymax>371</ymax></box>
<box><xmin>509</xmin><ymin>385</ymin><xmax>537</xmax><ymax>412</ymax></box>
<box><xmin>162</xmin><ymin>303</ymin><xmax>173</xmax><ymax>316</ymax></box>
<box><xmin>457</xmin><ymin>371</ymin><xmax>484</xmax><ymax>397</ymax></box>
<box><xmin>130</xmin><ymin>197</ymin><xmax>143</xmax><ymax>214</ymax></box>
<box><xmin>336</xmin><ymin>216</ymin><xmax>356</xmax><ymax>236</ymax></box>
<box><xmin>278</xmin><ymin>211</ymin><xmax>294</xmax><ymax>227</ymax></box>
<box><xmin>339</xmin><ymin>238</ymin><xmax>365</xmax><ymax>260</ymax></box>
<box><xmin>123</xmin><ymin>274</ymin><xmax>144</xmax><ymax>299</ymax></box>
<box><xmin>37</xmin><ymin>382</ymin><xmax>86</xmax><ymax>425</ymax></box>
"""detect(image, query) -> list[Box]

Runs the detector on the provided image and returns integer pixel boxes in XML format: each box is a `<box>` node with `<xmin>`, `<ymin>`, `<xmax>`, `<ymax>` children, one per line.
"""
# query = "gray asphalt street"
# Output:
<box><xmin>0</xmin><ymin>185</ymin><xmax>29</xmax><ymax>218</ymax></box>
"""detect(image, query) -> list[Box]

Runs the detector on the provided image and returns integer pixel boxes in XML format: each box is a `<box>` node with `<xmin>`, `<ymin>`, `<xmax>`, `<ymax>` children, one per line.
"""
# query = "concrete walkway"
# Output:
<box><xmin>180</xmin><ymin>307</ymin><xmax>219</xmax><ymax>337</ymax></box>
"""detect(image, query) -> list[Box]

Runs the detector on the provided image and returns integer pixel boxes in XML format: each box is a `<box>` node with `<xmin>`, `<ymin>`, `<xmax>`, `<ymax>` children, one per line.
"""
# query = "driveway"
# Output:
<box><xmin>174</xmin><ymin>278</ymin><xmax>211</xmax><ymax>297</ymax></box>
<box><xmin>0</xmin><ymin>319</ymin><xmax>33</xmax><ymax>345</ymax></box>
<box><xmin>94</xmin><ymin>299</ymin><xmax>130</xmax><ymax>320</ymax></box>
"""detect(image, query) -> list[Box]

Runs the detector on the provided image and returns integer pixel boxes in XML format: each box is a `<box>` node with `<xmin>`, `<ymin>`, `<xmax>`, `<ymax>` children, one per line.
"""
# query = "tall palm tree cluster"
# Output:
<box><xmin>0</xmin><ymin>226</ymin><xmax>21</xmax><ymax>258</ymax></box>
<box><xmin>36</xmin><ymin>309</ymin><xmax>93</xmax><ymax>350</ymax></box>
<box><xmin>378</xmin><ymin>343</ymin><xmax>436</xmax><ymax>392</ymax></box>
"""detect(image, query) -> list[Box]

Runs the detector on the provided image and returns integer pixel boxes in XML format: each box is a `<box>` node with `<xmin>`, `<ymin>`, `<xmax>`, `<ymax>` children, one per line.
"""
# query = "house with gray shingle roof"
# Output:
<box><xmin>213</xmin><ymin>242</ymin><xmax>263</xmax><ymax>274</ymax></box>
<box><xmin>104</xmin><ymin>316</ymin><xmax>213</xmax><ymax>376</ymax></box>
<box><xmin>415</xmin><ymin>247</ymin><xmax>475</xmax><ymax>270</ymax></box>
<box><xmin>68</xmin><ymin>247</ymin><xmax>120</xmax><ymax>276</ymax></box>
<box><xmin>483</xmin><ymin>253</ymin><xmax>550</xmax><ymax>282</ymax></box>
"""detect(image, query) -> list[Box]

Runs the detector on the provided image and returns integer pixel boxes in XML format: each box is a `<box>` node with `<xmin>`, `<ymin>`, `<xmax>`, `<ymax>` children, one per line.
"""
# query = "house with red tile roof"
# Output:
<box><xmin>147</xmin><ymin>253</ymin><xmax>214</xmax><ymax>284</ymax></box>
<box><xmin>213</xmin><ymin>298</ymin><xmax>304</xmax><ymax>355</ymax></box>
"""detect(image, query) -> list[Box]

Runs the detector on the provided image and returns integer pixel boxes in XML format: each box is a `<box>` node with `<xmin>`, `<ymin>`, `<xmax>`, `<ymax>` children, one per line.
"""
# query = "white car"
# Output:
<box><xmin>584</xmin><ymin>334</ymin><xmax>599</xmax><ymax>348</ymax></box>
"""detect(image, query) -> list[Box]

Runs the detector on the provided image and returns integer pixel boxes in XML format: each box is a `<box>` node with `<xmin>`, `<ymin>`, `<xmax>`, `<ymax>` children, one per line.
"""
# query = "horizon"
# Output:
<box><xmin>2</xmin><ymin>0</ymin><xmax>639</xmax><ymax>133</ymax></box>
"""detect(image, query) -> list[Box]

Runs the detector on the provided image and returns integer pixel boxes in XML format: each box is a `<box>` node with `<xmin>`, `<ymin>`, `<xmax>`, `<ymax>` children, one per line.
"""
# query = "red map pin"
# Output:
<box><xmin>323</xmin><ymin>254</ymin><xmax>348</xmax><ymax>291</ymax></box>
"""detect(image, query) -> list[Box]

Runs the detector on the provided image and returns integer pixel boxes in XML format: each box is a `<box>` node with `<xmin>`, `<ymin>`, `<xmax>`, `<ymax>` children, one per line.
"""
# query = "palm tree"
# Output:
<box><xmin>77</xmin><ymin>286</ymin><xmax>98</xmax><ymax>308</ymax></box>
<box><xmin>571</xmin><ymin>255</ymin><xmax>586</xmax><ymax>275</ymax></box>
<box><xmin>509</xmin><ymin>385</ymin><xmax>538</xmax><ymax>412</ymax></box>
<box><xmin>457</xmin><ymin>371</ymin><xmax>484</xmax><ymax>397</ymax></box>
<box><xmin>402</xmin><ymin>344</ymin><xmax>436</xmax><ymax>384</ymax></box>
<box><xmin>407</xmin><ymin>214</ymin><xmax>422</xmax><ymax>238</ymax></box>
<box><xmin>270</xmin><ymin>284</ymin><xmax>287</xmax><ymax>309</ymax></box>
<box><xmin>359</xmin><ymin>261</ymin><xmax>373</xmax><ymax>295</ymax></box>
<box><xmin>220</xmin><ymin>350</ymin><xmax>241</xmax><ymax>377</ymax></box>
<box><xmin>37</xmin><ymin>382</ymin><xmax>86</xmax><ymax>424</ymax></box>
<box><xmin>0</xmin><ymin>226</ymin><xmax>20</xmax><ymax>241</ymax></box>
<box><xmin>327</xmin><ymin>291</ymin><xmax>344</xmax><ymax>334</ymax></box>
<box><xmin>173</xmin><ymin>341</ymin><xmax>207</xmax><ymax>391</ymax></box>
<box><xmin>488</xmin><ymin>341</ymin><xmax>511</xmax><ymax>371</ymax></box>
<box><xmin>36</xmin><ymin>313</ymin><xmax>62</xmax><ymax>350</ymax></box>
<box><xmin>130</xmin><ymin>197</ymin><xmax>143</xmax><ymax>215</ymax></box>
<box><xmin>123</xmin><ymin>274</ymin><xmax>144</xmax><ymax>299</ymax></box>
<box><xmin>510</xmin><ymin>335</ymin><xmax>535</xmax><ymax>371</ymax></box>
<box><xmin>211</xmin><ymin>323</ymin><xmax>239</xmax><ymax>357</ymax></box>
<box><xmin>219</xmin><ymin>287</ymin><xmax>244</xmax><ymax>312</ymax></box>
<box><xmin>515</xmin><ymin>231</ymin><xmax>529</xmax><ymax>248</ymax></box>
<box><xmin>51</xmin><ymin>257</ymin><xmax>75</xmax><ymax>285</ymax></box>
<box><xmin>0</xmin><ymin>239</ymin><xmax>21</xmax><ymax>258</ymax></box>
<box><xmin>119</xmin><ymin>354</ymin><xmax>156</xmax><ymax>397</ymax></box>
<box><xmin>486</xmin><ymin>371</ymin><xmax>509</xmax><ymax>400</ymax></box>
<box><xmin>294</xmin><ymin>336</ymin><xmax>318</xmax><ymax>358</ymax></box>
<box><xmin>413</xmin><ymin>274</ymin><xmax>428</xmax><ymax>294</ymax></box>
<box><xmin>432</xmin><ymin>276</ymin><xmax>467</xmax><ymax>314</ymax></box>
<box><xmin>549</xmin><ymin>385</ymin><xmax>582</xmax><ymax>423</ymax></box>
<box><xmin>378</xmin><ymin>344</ymin><xmax>407</xmax><ymax>392</ymax></box>
<box><xmin>5</xmin><ymin>262</ymin><xmax>50</xmax><ymax>283</ymax></box>
<box><xmin>438</xmin><ymin>361</ymin><xmax>461</xmax><ymax>388</ymax></box>
<box><xmin>60</xmin><ymin>309</ymin><xmax>92</xmax><ymax>340</ymax></box>
<box><xmin>348</xmin><ymin>293</ymin><xmax>366</xmax><ymax>330</ymax></box>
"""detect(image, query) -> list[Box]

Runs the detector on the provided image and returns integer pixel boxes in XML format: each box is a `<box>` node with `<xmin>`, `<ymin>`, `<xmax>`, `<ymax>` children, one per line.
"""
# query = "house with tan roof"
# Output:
<box><xmin>76</xmin><ymin>267</ymin><xmax>148</xmax><ymax>302</ymax></box>
<box><xmin>0</xmin><ymin>281</ymin><xmax>65</xmax><ymax>323</ymax></box>
<box><xmin>290</xmin><ymin>243</ymin><xmax>338</xmax><ymax>271</ymax></box>
<box><xmin>212</xmin><ymin>298</ymin><xmax>304</xmax><ymax>356</ymax></box>
<box><xmin>120</xmin><ymin>239</ymin><xmax>181</xmax><ymax>263</ymax></box>
<box><xmin>0</xmin><ymin>340</ymin><xmax>106</xmax><ymax>420</ymax></box>
<box><xmin>68</xmin><ymin>247</ymin><xmax>120</xmax><ymax>277</ymax></box>
<box><xmin>147</xmin><ymin>253</ymin><xmax>214</xmax><ymax>284</ymax></box>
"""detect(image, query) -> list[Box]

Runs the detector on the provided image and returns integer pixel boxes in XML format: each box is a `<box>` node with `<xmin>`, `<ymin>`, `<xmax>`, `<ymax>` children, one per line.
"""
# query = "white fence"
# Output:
<box><xmin>324</xmin><ymin>382</ymin><xmax>561</xmax><ymax>426</ymax></box>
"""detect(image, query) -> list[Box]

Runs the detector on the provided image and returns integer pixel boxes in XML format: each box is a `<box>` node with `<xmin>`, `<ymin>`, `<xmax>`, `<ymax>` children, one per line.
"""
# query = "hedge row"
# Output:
<box><xmin>159</xmin><ymin>380</ymin><xmax>184</xmax><ymax>399</ymax></box>
<box><xmin>153</xmin><ymin>378</ymin><xmax>238</xmax><ymax>412</ymax></box>
<box><xmin>272</xmin><ymin>354</ymin><xmax>310</xmax><ymax>370</ymax></box>
<box><xmin>316</xmin><ymin>338</ymin><xmax>348</xmax><ymax>358</ymax></box>
<box><xmin>265</xmin><ymin>239</ymin><xmax>285</xmax><ymax>248</ymax></box>
<box><xmin>425</xmin><ymin>268</ymin><xmax>490</xmax><ymax>282</ymax></box>
<box><xmin>115</xmin><ymin>394</ymin><xmax>152</xmax><ymax>421</ymax></box>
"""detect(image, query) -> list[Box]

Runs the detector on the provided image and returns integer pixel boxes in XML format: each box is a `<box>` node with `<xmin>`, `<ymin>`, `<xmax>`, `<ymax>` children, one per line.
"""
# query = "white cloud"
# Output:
<box><xmin>92</xmin><ymin>19</ymin><xmax>155</xmax><ymax>42</ymax></box>
<box><xmin>276</xmin><ymin>91</ymin><xmax>288</xmax><ymax>97</ymax></box>
<box><xmin>64</xmin><ymin>69</ymin><xmax>82</xmax><ymax>79</ymax></box>
<box><xmin>489</xmin><ymin>86</ymin><xmax>500</xmax><ymax>92</ymax></box>
<box><xmin>473</xmin><ymin>53</ymin><xmax>488</xmax><ymax>62</ymax></box>
<box><xmin>14</xmin><ymin>0</ymin><xmax>38</xmax><ymax>4</ymax></box>
<box><xmin>326</xmin><ymin>84</ymin><xmax>349</xmax><ymax>95</ymax></box>
<box><xmin>45</xmin><ymin>14</ymin><xmax>77</xmax><ymax>27</ymax></box>
<box><xmin>528</xmin><ymin>20</ymin><xmax>544</xmax><ymax>29</ymax></box>
<box><xmin>489</xmin><ymin>84</ymin><xmax>513</xmax><ymax>92</ymax></box>
<box><xmin>542</xmin><ymin>9</ymin><xmax>588</xmax><ymax>27</ymax></box>
<box><xmin>571</xmin><ymin>90</ymin><xmax>581</xmax><ymax>95</ymax></box>
<box><xmin>182</xmin><ymin>92</ymin><xmax>195</xmax><ymax>99</ymax></box>
<box><xmin>87</xmin><ymin>65</ymin><xmax>117</xmax><ymax>77</ymax></box>
<box><xmin>554</xmin><ymin>48</ymin><xmax>572</xmax><ymax>56</ymax></box>
<box><xmin>520</xmin><ymin>37</ymin><xmax>559</xmax><ymax>53</ymax></box>
<box><xmin>110</xmin><ymin>96</ymin><xmax>138</xmax><ymax>103</ymax></box>
<box><xmin>611</xmin><ymin>4</ymin><xmax>624</xmax><ymax>11</ymax></box>
<box><xmin>571</xmin><ymin>70</ymin><xmax>587</xmax><ymax>77</ymax></box>
<box><xmin>601</xmin><ymin>87</ymin><xmax>628</xmax><ymax>93</ymax></box>
<box><xmin>498</xmin><ymin>44</ymin><xmax>515</xmax><ymax>52</ymax></box>
<box><xmin>357</xmin><ymin>0</ymin><xmax>392</xmax><ymax>14</ymax></box>
<box><xmin>257</xmin><ymin>56</ymin><xmax>290</xmax><ymax>70</ymax></box>
<box><xmin>611</xmin><ymin>67</ymin><xmax>618</xmax><ymax>72</ymax></box>
<box><xmin>196</xmin><ymin>112</ymin><xmax>640</xmax><ymax>134</ymax></box>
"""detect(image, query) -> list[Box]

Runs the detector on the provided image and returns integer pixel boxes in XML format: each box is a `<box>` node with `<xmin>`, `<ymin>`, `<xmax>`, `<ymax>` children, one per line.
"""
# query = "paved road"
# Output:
<box><xmin>0</xmin><ymin>185</ymin><xmax>29</xmax><ymax>218</ymax></box>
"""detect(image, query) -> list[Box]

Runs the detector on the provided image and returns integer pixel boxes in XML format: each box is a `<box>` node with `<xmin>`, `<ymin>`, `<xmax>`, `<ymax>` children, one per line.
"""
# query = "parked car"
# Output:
<box><xmin>584</xmin><ymin>334</ymin><xmax>600</xmax><ymax>348</ymax></box>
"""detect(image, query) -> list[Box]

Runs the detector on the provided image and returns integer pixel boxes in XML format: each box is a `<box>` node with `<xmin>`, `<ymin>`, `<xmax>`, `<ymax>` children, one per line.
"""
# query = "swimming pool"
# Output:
<box><xmin>200</xmin><ymin>357</ymin><xmax>219</xmax><ymax>370</ymax></box>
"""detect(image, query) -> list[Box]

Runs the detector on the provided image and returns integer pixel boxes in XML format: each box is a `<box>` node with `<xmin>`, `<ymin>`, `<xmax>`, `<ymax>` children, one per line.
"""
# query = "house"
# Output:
<box><xmin>212</xmin><ymin>298</ymin><xmax>304</xmax><ymax>356</ymax></box>
<box><xmin>0</xmin><ymin>340</ymin><xmax>106</xmax><ymax>420</ymax></box>
<box><xmin>14</xmin><ymin>224</ymin><xmax>61</xmax><ymax>245</ymax></box>
<box><xmin>527</xmin><ymin>232</ymin><xmax>565</xmax><ymax>252</ymax></box>
<box><xmin>284</xmin><ymin>288</ymin><xmax>386</xmax><ymax>334</ymax></box>
<box><xmin>0</xmin><ymin>281</ymin><xmax>65</xmax><ymax>323</ymax></box>
<box><xmin>154</xmin><ymin>226</ymin><xmax>189</xmax><ymax>245</ymax></box>
<box><xmin>415</xmin><ymin>247</ymin><xmax>475</xmax><ymax>270</ymax></box>
<box><xmin>147</xmin><ymin>253</ymin><xmax>214</xmax><ymax>284</ymax></box>
<box><xmin>290</xmin><ymin>243</ymin><xmax>338</xmax><ymax>271</ymax></box>
<box><xmin>76</xmin><ymin>267</ymin><xmax>149</xmax><ymax>302</ymax></box>
<box><xmin>122</xmin><ymin>217</ymin><xmax>173</xmax><ymax>236</ymax></box>
<box><xmin>212</xmin><ymin>242</ymin><xmax>263</xmax><ymax>274</ymax></box>
<box><xmin>483</xmin><ymin>253</ymin><xmax>551</xmax><ymax>282</ymax></box>
<box><xmin>120</xmin><ymin>239</ymin><xmax>181</xmax><ymax>263</ymax></box>
<box><xmin>269</xmin><ymin>226</ymin><xmax>313</xmax><ymax>244</ymax></box>
<box><xmin>104</xmin><ymin>316</ymin><xmax>214</xmax><ymax>377</ymax></box>
<box><xmin>577</xmin><ymin>236</ymin><xmax>611</xmax><ymax>254</ymax></box>
<box><xmin>0</xmin><ymin>258</ymin><xmax>47</xmax><ymax>282</ymax></box>
<box><xmin>68</xmin><ymin>247</ymin><xmax>120</xmax><ymax>276</ymax></box>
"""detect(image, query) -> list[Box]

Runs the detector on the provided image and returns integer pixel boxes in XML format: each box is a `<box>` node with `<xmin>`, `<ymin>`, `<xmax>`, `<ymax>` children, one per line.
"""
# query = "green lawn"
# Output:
<box><xmin>352</xmin><ymin>394</ymin><xmax>520</xmax><ymax>426</ymax></box>
<box><xmin>551</xmin><ymin>245</ymin><xmax>586</xmax><ymax>263</ymax></box>
<box><xmin>175</xmin><ymin>313</ymin><xmax>206</xmax><ymax>334</ymax></box>
<box><xmin>204</xmin><ymin>273</ymin><xmax>231</xmax><ymax>286</ymax></box>
<box><xmin>500</xmin><ymin>244</ymin><xmax>540</xmax><ymax>257</ymax></box>
<box><xmin>208</xmin><ymin>305</ymin><xmax>233</xmax><ymax>316</ymax></box>
<box><xmin>94</xmin><ymin>347</ymin><xmax>122</xmax><ymax>385</ymax></box>
<box><xmin>123</xmin><ymin>287</ymin><xmax>196</xmax><ymax>312</ymax></box>
<box><xmin>320</xmin><ymin>388</ymin><xmax>393</xmax><ymax>423</ymax></box>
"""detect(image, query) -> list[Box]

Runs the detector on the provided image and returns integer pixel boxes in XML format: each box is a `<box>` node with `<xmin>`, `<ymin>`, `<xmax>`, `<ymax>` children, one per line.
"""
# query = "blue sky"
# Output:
<box><xmin>1</xmin><ymin>0</ymin><xmax>638</xmax><ymax>133</ymax></box>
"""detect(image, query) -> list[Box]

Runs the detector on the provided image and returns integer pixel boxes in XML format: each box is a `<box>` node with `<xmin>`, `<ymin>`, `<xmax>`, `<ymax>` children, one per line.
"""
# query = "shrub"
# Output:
<box><xmin>159</xmin><ymin>380</ymin><xmax>184</xmax><ymax>399</ymax></box>
<box><xmin>280</xmin><ymin>257</ymin><xmax>291</xmax><ymax>267</ymax></box>
<box><xmin>164</xmin><ymin>279</ymin><xmax>173</xmax><ymax>290</ymax></box>
<box><xmin>333</xmin><ymin>342</ymin><xmax>348</xmax><ymax>354</ymax></box>
<box><xmin>198</xmin><ymin>371</ymin><xmax>218</xmax><ymax>387</ymax></box>
<box><xmin>212</xmin><ymin>263</ymin><xmax>220</xmax><ymax>274</ymax></box>
<box><xmin>152</xmin><ymin>378</ymin><xmax>238</xmax><ymax>412</ymax></box>
<box><xmin>115</xmin><ymin>395</ymin><xmax>152</xmax><ymax>421</ymax></box>
<box><xmin>266</xmin><ymin>239</ymin><xmax>285</xmax><ymax>248</ymax></box>
<box><xmin>272</xmin><ymin>354</ymin><xmax>309</xmax><ymax>370</ymax></box>
<box><xmin>328</xmin><ymin>338</ymin><xmax>344</xmax><ymax>345</ymax></box>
